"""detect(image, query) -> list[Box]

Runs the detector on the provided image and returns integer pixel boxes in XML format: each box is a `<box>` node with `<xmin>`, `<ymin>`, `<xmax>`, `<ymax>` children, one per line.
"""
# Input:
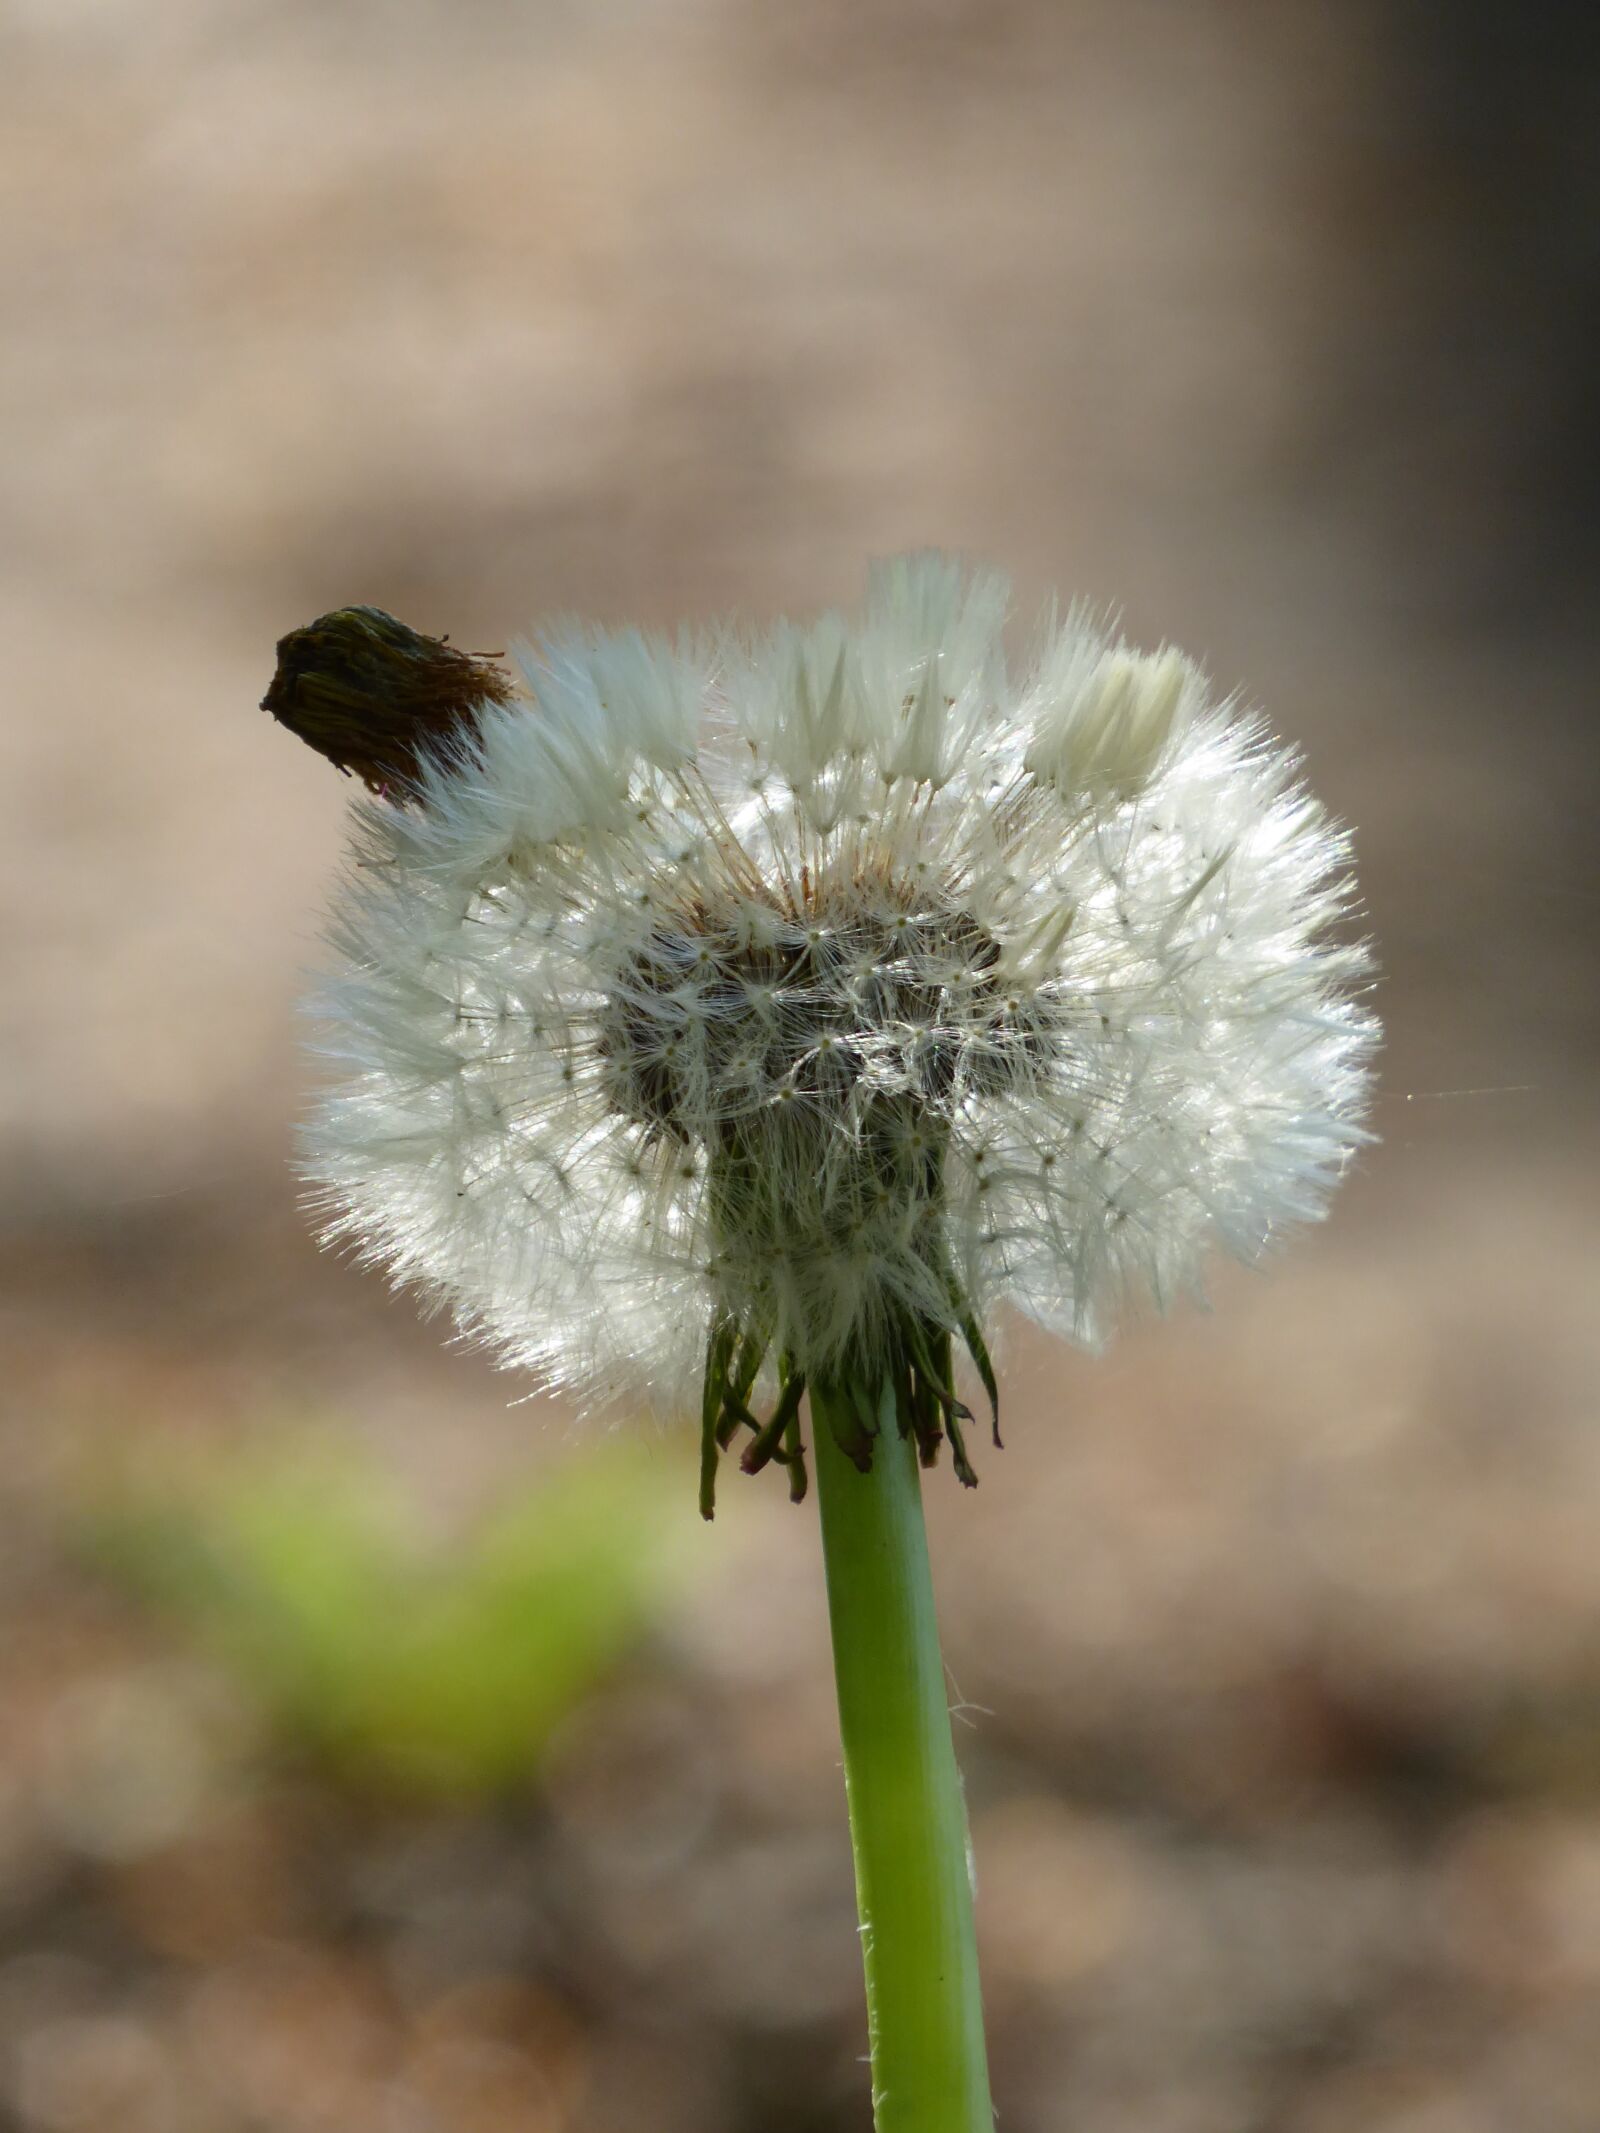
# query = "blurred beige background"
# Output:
<box><xmin>2</xmin><ymin>4</ymin><xmax>1597</xmax><ymax>2130</ymax></box>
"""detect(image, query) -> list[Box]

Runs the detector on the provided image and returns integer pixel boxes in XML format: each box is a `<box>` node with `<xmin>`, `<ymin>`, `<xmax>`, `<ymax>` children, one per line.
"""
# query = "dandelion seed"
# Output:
<box><xmin>295</xmin><ymin>555</ymin><xmax>1376</xmax><ymax>1491</ymax></box>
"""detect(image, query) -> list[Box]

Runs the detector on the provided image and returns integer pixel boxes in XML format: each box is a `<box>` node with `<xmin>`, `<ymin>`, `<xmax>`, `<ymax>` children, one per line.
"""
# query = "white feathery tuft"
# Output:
<box><xmin>303</xmin><ymin>555</ymin><xmax>1378</xmax><ymax>1416</ymax></box>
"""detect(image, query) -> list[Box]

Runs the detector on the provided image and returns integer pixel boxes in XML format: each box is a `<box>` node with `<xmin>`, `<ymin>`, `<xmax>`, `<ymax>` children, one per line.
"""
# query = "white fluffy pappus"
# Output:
<box><xmin>303</xmin><ymin>554</ymin><xmax>1377</xmax><ymax>1425</ymax></box>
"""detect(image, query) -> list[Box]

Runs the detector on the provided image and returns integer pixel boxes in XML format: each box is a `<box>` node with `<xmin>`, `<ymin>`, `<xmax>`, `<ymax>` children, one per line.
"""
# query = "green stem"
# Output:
<box><xmin>811</xmin><ymin>1376</ymin><xmax>994</xmax><ymax>2133</ymax></box>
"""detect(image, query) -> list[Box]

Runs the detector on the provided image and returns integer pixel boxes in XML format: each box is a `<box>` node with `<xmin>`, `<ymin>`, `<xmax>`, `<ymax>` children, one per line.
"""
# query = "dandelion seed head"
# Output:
<box><xmin>303</xmin><ymin>555</ymin><xmax>1377</xmax><ymax>1413</ymax></box>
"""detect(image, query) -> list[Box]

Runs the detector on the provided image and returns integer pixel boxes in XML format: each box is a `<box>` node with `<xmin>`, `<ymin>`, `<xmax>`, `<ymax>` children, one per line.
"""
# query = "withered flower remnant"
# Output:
<box><xmin>262</xmin><ymin>605</ymin><xmax>512</xmax><ymax>791</ymax></box>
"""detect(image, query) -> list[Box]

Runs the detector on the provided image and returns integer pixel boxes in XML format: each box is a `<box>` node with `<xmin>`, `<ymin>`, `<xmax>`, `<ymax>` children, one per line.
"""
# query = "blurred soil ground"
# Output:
<box><xmin>1</xmin><ymin>3</ymin><xmax>1597</xmax><ymax>2129</ymax></box>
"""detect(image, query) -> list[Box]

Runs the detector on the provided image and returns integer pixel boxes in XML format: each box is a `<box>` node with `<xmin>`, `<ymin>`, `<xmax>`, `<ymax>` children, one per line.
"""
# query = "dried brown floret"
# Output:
<box><xmin>261</xmin><ymin>605</ymin><xmax>513</xmax><ymax>791</ymax></box>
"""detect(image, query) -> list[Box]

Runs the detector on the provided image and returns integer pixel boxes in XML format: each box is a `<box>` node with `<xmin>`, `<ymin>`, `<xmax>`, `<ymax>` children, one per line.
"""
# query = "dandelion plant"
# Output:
<box><xmin>266</xmin><ymin>557</ymin><xmax>1376</xmax><ymax>2131</ymax></box>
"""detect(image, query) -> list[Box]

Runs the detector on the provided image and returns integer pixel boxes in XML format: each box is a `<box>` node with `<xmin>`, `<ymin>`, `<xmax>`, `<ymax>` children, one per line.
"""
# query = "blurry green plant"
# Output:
<box><xmin>77</xmin><ymin>1435</ymin><xmax>683</xmax><ymax>1798</ymax></box>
